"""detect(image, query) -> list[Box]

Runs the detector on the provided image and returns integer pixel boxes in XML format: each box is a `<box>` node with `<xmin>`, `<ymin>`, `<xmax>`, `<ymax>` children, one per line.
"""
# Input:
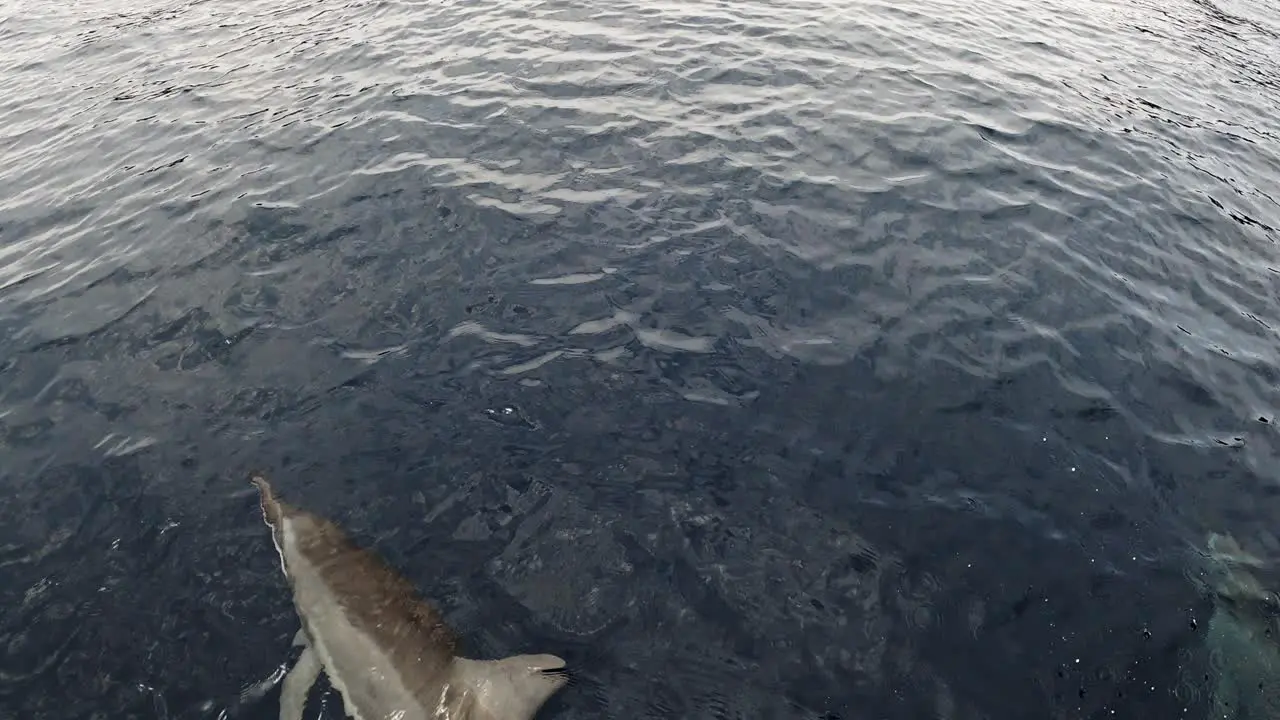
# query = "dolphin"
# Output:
<box><xmin>250</xmin><ymin>474</ymin><xmax>569</xmax><ymax>720</ymax></box>
<box><xmin>1199</xmin><ymin>532</ymin><xmax>1280</xmax><ymax>720</ymax></box>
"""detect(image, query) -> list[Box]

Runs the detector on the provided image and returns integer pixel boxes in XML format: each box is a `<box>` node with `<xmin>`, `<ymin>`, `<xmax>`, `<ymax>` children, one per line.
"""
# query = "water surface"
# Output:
<box><xmin>2</xmin><ymin>0</ymin><xmax>1280</xmax><ymax>717</ymax></box>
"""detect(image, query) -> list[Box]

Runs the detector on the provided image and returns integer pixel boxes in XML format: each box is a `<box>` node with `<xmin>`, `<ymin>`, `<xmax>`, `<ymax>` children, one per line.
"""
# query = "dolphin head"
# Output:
<box><xmin>451</xmin><ymin>653</ymin><xmax>570</xmax><ymax>720</ymax></box>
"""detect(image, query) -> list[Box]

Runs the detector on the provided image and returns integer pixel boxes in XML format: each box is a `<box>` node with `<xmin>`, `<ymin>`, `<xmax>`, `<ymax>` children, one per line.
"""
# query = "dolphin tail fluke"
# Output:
<box><xmin>250</xmin><ymin>472</ymin><xmax>285</xmax><ymax>528</ymax></box>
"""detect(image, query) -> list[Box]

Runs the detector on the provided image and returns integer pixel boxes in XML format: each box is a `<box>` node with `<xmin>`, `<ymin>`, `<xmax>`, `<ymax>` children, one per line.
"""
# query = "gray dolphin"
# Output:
<box><xmin>250</xmin><ymin>474</ymin><xmax>569</xmax><ymax>720</ymax></box>
<box><xmin>1200</xmin><ymin>532</ymin><xmax>1280</xmax><ymax>720</ymax></box>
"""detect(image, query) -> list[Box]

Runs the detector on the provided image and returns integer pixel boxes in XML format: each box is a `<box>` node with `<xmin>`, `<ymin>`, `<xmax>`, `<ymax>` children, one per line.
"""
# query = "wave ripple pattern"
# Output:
<box><xmin>2</xmin><ymin>0</ymin><xmax>1280</xmax><ymax>718</ymax></box>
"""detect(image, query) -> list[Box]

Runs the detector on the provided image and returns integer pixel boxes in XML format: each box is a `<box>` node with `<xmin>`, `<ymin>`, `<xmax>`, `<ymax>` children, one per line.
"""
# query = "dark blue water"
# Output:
<box><xmin>3</xmin><ymin>0</ymin><xmax>1280</xmax><ymax>717</ymax></box>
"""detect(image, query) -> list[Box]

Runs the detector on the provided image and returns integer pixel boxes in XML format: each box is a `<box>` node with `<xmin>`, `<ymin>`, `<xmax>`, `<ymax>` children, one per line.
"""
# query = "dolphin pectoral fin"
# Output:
<box><xmin>279</xmin><ymin>645</ymin><xmax>321</xmax><ymax>720</ymax></box>
<box><xmin>291</xmin><ymin>628</ymin><xmax>308</xmax><ymax>648</ymax></box>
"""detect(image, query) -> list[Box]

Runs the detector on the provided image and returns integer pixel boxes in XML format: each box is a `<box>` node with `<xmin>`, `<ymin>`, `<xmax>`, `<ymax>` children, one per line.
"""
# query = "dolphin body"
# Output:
<box><xmin>1200</xmin><ymin>532</ymin><xmax>1280</xmax><ymax>720</ymax></box>
<box><xmin>250</xmin><ymin>474</ymin><xmax>569</xmax><ymax>720</ymax></box>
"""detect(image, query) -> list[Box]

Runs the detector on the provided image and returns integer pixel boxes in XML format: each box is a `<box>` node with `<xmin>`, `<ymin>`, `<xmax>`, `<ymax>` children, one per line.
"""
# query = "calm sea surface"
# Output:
<box><xmin>3</xmin><ymin>0</ymin><xmax>1280</xmax><ymax>717</ymax></box>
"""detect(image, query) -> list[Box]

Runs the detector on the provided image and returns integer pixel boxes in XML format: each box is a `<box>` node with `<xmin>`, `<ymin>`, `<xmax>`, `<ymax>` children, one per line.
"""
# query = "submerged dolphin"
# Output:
<box><xmin>250</xmin><ymin>474</ymin><xmax>569</xmax><ymax>720</ymax></box>
<box><xmin>1200</xmin><ymin>532</ymin><xmax>1280</xmax><ymax>720</ymax></box>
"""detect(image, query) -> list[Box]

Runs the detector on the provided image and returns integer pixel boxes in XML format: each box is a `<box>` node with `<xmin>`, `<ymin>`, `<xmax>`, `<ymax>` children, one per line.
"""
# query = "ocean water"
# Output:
<box><xmin>2</xmin><ymin>0</ymin><xmax>1280</xmax><ymax>717</ymax></box>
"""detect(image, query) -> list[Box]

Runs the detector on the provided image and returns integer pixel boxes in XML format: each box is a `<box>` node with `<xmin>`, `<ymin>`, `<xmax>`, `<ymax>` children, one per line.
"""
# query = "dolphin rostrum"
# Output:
<box><xmin>250</xmin><ymin>474</ymin><xmax>569</xmax><ymax>720</ymax></box>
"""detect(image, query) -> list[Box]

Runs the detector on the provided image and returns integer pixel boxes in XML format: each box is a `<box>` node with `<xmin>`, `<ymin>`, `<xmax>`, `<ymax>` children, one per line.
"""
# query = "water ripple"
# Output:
<box><xmin>3</xmin><ymin>0</ymin><xmax>1280</xmax><ymax>716</ymax></box>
